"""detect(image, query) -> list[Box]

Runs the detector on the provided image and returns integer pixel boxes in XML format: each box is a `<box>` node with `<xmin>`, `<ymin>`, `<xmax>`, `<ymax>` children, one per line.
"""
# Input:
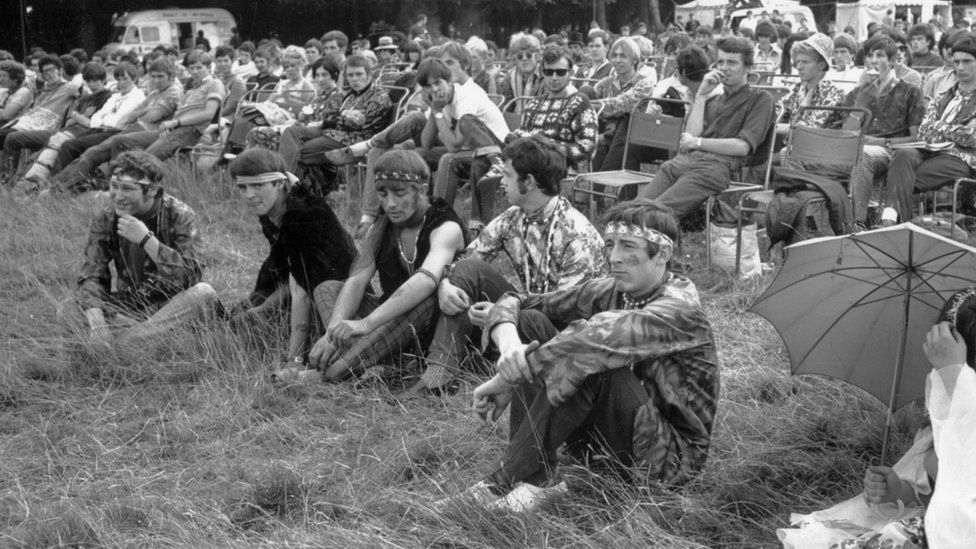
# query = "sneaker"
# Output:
<box><xmin>489</xmin><ymin>481</ymin><xmax>568</xmax><ymax>513</ymax></box>
<box><xmin>434</xmin><ymin>480</ymin><xmax>501</xmax><ymax>510</ymax></box>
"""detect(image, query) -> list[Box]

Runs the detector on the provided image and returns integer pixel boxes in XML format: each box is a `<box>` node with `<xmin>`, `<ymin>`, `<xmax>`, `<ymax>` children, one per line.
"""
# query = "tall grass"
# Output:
<box><xmin>0</xmin><ymin>166</ymin><xmax>925</xmax><ymax>548</ymax></box>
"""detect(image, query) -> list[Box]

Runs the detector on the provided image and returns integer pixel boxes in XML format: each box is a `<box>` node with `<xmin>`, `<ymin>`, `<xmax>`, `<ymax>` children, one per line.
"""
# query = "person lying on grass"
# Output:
<box><xmin>446</xmin><ymin>199</ymin><xmax>719</xmax><ymax>512</ymax></box>
<box><xmin>401</xmin><ymin>135</ymin><xmax>607</xmax><ymax>398</ymax></box>
<box><xmin>778</xmin><ymin>288</ymin><xmax>976</xmax><ymax>549</ymax></box>
<box><xmin>65</xmin><ymin>150</ymin><xmax>217</xmax><ymax>347</ymax></box>
<box><xmin>276</xmin><ymin>149</ymin><xmax>467</xmax><ymax>383</ymax></box>
<box><xmin>226</xmin><ymin>149</ymin><xmax>357</xmax><ymax>376</ymax></box>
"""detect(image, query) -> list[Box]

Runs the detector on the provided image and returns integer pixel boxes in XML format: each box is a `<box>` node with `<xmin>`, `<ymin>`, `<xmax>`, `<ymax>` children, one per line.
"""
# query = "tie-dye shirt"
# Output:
<box><xmin>488</xmin><ymin>273</ymin><xmax>720</xmax><ymax>484</ymax></box>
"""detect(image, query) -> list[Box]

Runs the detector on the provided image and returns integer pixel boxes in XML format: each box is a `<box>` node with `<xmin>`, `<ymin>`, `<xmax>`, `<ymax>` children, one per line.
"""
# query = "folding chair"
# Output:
<box><xmin>732</xmin><ymin>105</ymin><xmax>872</xmax><ymax>274</ymax></box>
<box><xmin>501</xmin><ymin>96</ymin><xmax>531</xmax><ymax>131</ymax></box>
<box><xmin>570</xmin><ymin>98</ymin><xmax>690</xmax><ymax>217</ymax></box>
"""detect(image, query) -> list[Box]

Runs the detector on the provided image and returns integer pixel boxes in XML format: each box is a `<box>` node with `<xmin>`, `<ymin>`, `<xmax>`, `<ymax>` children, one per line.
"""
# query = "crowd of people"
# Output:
<box><xmin>1</xmin><ymin>12</ymin><xmax>974</xmax><ymax>542</ymax></box>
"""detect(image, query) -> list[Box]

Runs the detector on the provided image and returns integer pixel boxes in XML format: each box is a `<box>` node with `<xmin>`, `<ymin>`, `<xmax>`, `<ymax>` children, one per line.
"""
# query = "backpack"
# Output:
<box><xmin>764</xmin><ymin>167</ymin><xmax>853</xmax><ymax>247</ymax></box>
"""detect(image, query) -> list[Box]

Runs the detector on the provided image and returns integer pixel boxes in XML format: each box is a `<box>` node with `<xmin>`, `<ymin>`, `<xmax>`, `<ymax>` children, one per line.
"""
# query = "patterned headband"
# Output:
<box><xmin>945</xmin><ymin>287</ymin><xmax>976</xmax><ymax>325</ymax></box>
<box><xmin>375</xmin><ymin>170</ymin><xmax>427</xmax><ymax>186</ymax></box>
<box><xmin>604</xmin><ymin>221</ymin><xmax>674</xmax><ymax>248</ymax></box>
<box><xmin>235</xmin><ymin>172</ymin><xmax>299</xmax><ymax>186</ymax></box>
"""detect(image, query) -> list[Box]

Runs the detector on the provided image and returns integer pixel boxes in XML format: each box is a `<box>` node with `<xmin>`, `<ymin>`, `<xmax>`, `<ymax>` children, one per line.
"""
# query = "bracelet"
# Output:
<box><xmin>884</xmin><ymin>138</ymin><xmax>891</xmax><ymax>148</ymax></box>
<box><xmin>139</xmin><ymin>233</ymin><xmax>153</xmax><ymax>248</ymax></box>
<box><xmin>175</xmin><ymin>119</ymin><xmax>181</xmax><ymax>128</ymax></box>
<box><xmin>696</xmin><ymin>137</ymin><xmax>703</xmax><ymax>150</ymax></box>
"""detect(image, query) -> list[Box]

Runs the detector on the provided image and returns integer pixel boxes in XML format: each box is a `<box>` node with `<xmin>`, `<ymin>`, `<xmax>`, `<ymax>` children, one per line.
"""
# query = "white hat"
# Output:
<box><xmin>798</xmin><ymin>33</ymin><xmax>834</xmax><ymax>66</ymax></box>
<box><xmin>375</xmin><ymin>36</ymin><xmax>398</xmax><ymax>51</ymax></box>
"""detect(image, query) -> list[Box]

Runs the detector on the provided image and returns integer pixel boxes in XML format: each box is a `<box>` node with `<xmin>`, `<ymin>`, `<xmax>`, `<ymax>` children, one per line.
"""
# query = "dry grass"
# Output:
<box><xmin>0</xmin><ymin>166</ymin><xmax>927</xmax><ymax>548</ymax></box>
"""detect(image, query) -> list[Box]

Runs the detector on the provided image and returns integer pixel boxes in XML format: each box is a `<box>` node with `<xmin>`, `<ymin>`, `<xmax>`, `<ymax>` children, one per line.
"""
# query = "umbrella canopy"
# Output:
<box><xmin>750</xmin><ymin>223</ymin><xmax>976</xmax><ymax>414</ymax></box>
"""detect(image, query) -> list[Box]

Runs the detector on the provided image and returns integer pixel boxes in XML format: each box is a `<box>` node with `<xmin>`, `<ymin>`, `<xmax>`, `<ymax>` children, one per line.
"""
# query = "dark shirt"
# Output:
<box><xmin>251</xmin><ymin>186</ymin><xmax>357</xmax><ymax>305</ymax></box>
<box><xmin>838</xmin><ymin>79</ymin><xmax>924</xmax><ymax>138</ymax></box>
<box><xmin>913</xmin><ymin>51</ymin><xmax>943</xmax><ymax>69</ymax></box>
<box><xmin>65</xmin><ymin>88</ymin><xmax>113</xmax><ymax>131</ymax></box>
<box><xmin>372</xmin><ymin>199</ymin><xmax>465</xmax><ymax>301</ymax></box>
<box><xmin>700</xmin><ymin>83</ymin><xmax>776</xmax><ymax>167</ymax></box>
<box><xmin>247</xmin><ymin>72</ymin><xmax>280</xmax><ymax>90</ymax></box>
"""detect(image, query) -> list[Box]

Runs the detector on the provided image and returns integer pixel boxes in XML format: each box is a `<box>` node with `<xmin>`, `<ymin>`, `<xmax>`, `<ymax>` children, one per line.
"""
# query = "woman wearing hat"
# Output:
<box><xmin>775</xmin><ymin>33</ymin><xmax>846</xmax><ymax>136</ymax></box>
<box><xmin>375</xmin><ymin>36</ymin><xmax>400</xmax><ymax>68</ymax></box>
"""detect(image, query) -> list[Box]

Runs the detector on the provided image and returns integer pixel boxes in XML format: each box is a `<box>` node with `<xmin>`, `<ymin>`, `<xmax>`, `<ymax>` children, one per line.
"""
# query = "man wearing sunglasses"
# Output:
<box><xmin>66</xmin><ymin>151</ymin><xmax>216</xmax><ymax>348</ymax></box>
<box><xmin>891</xmin><ymin>32</ymin><xmax>924</xmax><ymax>89</ymax></box>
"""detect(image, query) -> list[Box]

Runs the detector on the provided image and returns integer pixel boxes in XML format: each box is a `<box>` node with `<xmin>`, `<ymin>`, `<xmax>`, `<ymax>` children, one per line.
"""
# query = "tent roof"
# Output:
<box><xmin>837</xmin><ymin>0</ymin><xmax>949</xmax><ymax>7</ymax></box>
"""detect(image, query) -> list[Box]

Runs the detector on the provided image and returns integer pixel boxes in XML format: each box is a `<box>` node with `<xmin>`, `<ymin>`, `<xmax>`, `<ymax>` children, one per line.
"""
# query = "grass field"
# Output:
<box><xmin>0</xmin><ymin>169</ymin><xmax>929</xmax><ymax>548</ymax></box>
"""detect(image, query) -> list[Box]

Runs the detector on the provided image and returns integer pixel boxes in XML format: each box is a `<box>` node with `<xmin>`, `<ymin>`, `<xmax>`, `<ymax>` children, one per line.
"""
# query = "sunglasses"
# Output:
<box><xmin>515</xmin><ymin>52</ymin><xmax>535</xmax><ymax>60</ymax></box>
<box><xmin>542</xmin><ymin>68</ymin><xmax>570</xmax><ymax>77</ymax></box>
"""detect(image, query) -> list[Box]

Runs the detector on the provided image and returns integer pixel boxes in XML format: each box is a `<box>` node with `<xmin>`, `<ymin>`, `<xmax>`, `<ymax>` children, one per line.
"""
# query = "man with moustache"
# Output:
<box><xmin>67</xmin><ymin>151</ymin><xmax>216</xmax><ymax>347</ymax></box>
<box><xmin>443</xmin><ymin>199</ymin><xmax>719</xmax><ymax>512</ymax></box>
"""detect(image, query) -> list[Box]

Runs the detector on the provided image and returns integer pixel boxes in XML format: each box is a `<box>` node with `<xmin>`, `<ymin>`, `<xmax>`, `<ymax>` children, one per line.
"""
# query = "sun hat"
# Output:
<box><xmin>375</xmin><ymin>36</ymin><xmax>398</xmax><ymax>51</ymax></box>
<box><xmin>798</xmin><ymin>32</ymin><xmax>834</xmax><ymax>66</ymax></box>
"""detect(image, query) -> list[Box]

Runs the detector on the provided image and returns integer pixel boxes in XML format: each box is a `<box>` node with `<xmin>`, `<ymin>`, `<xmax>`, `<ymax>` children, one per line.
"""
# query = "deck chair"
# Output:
<box><xmin>732</xmin><ymin>105</ymin><xmax>872</xmax><ymax>274</ymax></box>
<box><xmin>570</xmin><ymin>98</ymin><xmax>690</xmax><ymax>217</ymax></box>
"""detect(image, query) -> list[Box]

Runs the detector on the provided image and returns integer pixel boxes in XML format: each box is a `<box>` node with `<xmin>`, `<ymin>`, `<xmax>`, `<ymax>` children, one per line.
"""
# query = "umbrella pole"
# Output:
<box><xmin>881</xmin><ymin>231</ymin><xmax>915</xmax><ymax>465</ymax></box>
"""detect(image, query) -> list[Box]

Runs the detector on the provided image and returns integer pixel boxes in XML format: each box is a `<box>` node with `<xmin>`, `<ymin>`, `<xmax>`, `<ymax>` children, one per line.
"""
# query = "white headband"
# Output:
<box><xmin>604</xmin><ymin>221</ymin><xmax>674</xmax><ymax>248</ymax></box>
<box><xmin>235</xmin><ymin>171</ymin><xmax>300</xmax><ymax>186</ymax></box>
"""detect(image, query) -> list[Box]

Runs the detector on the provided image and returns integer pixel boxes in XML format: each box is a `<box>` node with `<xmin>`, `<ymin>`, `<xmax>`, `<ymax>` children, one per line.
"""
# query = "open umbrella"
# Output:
<box><xmin>749</xmin><ymin>223</ymin><xmax>976</xmax><ymax>461</ymax></box>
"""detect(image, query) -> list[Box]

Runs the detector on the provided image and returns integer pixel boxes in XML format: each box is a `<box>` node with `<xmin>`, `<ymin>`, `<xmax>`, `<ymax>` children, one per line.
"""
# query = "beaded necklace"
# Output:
<box><xmin>396</xmin><ymin>211</ymin><xmax>427</xmax><ymax>275</ymax></box>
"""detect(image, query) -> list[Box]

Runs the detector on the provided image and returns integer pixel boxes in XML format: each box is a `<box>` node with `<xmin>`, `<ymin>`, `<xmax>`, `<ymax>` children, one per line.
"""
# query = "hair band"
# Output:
<box><xmin>604</xmin><ymin>221</ymin><xmax>674</xmax><ymax>248</ymax></box>
<box><xmin>235</xmin><ymin>172</ymin><xmax>300</xmax><ymax>186</ymax></box>
<box><xmin>375</xmin><ymin>170</ymin><xmax>427</xmax><ymax>186</ymax></box>
<box><xmin>946</xmin><ymin>287</ymin><xmax>976</xmax><ymax>325</ymax></box>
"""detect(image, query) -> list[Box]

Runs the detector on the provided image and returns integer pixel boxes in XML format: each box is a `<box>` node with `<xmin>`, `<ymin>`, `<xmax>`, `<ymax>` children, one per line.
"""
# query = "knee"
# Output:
<box><xmin>313</xmin><ymin>279</ymin><xmax>344</xmax><ymax>305</ymax></box>
<box><xmin>451</xmin><ymin>257</ymin><xmax>491</xmax><ymax>282</ymax></box>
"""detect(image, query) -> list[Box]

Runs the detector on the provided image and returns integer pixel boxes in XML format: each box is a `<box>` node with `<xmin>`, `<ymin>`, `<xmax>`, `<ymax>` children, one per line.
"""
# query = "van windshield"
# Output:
<box><xmin>122</xmin><ymin>26</ymin><xmax>140</xmax><ymax>44</ymax></box>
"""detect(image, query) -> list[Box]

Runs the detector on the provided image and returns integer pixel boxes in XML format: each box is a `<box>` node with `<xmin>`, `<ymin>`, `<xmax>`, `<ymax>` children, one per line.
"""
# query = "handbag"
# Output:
<box><xmin>11</xmin><ymin>107</ymin><xmax>63</xmax><ymax>131</ymax></box>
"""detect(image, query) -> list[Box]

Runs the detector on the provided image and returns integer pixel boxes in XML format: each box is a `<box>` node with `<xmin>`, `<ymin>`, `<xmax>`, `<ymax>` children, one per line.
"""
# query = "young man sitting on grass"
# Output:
<box><xmin>65</xmin><ymin>151</ymin><xmax>217</xmax><ymax>347</ymax></box>
<box><xmin>402</xmin><ymin>135</ymin><xmax>606</xmax><ymax>397</ymax></box>
<box><xmin>275</xmin><ymin>149</ymin><xmax>467</xmax><ymax>383</ymax></box>
<box><xmin>446</xmin><ymin>199</ymin><xmax>719</xmax><ymax>512</ymax></box>
<box><xmin>227</xmin><ymin>149</ymin><xmax>357</xmax><ymax>376</ymax></box>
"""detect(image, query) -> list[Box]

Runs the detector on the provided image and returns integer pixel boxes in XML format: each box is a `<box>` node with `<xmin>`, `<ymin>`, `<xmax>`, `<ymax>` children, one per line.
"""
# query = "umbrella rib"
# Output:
<box><xmin>754</xmin><ymin>266</ymin><xmax>905</xmax><ymax>304</ymax></box>
<box><xmin>911</xmin><ymin>248</ymin><xmax>972</xmax><ymax>271</ymax></box>
<box><xmin>849</xmin><ymin>238</ymin><xmax>909</xmax><ymax>270</ymax></box>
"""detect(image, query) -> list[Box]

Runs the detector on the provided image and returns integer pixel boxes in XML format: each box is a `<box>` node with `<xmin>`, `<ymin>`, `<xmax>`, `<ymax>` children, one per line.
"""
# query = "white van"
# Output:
<box><xmin>105</xmin><ymin>8</ymin><xmax>237</xmax><ymax>55</ymax></box>
<box><xmin>731</xmin><ymin>4</ymin><xmax>818</xmax><ymax>33</ymax></box>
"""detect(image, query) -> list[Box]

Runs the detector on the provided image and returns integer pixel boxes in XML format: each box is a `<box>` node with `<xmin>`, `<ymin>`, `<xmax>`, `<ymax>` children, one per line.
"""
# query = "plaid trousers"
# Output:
<box><xmin>313</xmin><ymin>280</ymin><xmax>438</xmax><ymax>376</ymax></box>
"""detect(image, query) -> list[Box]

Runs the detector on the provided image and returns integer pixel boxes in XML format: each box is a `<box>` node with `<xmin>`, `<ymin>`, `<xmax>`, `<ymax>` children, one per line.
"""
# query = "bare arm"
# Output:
<box><xmin>287</xmin><ymin>275</ymin><xmax>313</xmax><ymax>360</ymax></box>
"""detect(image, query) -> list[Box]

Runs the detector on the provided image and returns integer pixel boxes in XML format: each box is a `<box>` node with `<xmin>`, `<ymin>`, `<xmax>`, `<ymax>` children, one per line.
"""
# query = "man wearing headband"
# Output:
<box><xmin>67</xmin><ymin>151</ymin><xmax>216</xmax><ymax>347</ymax></box>
<box><xmin>402</xmin><ymin>135</ymin><xmax>606</xmax><ymax>398</ymax></box>
<box><xmin>226</xmin><ymin>149</ymin><xmax>357</xmax><ymax>377</ymax></box>
<box><xmin>446</xmin><ymin>199</ymin><xmax>719</xmax><ymax>512</ymax></box>
<box><xmin>296</xmin><ymin>149</ymin><xmax>466</xmax><ymax>383</ymax></box>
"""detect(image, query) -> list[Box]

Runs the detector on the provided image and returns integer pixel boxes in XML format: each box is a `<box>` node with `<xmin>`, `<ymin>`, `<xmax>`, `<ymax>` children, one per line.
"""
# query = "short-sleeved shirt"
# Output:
<box><xmin>171</xmin><ymin>76</ymin><xmax>224</xmax><ymax>129</ymax></box>
<box><xmin>138</xmin><ymin>83</ymin><xmax>183</xmax><ymax>131</ymax></box>
<box><xmin>701</xmin><ymin>83</ymin><xmax>775</xmax><ymax>164</ymax></box>
<box><xmin>840</xmin><ymin>79</ymin><xmax>924</xmax><ymax>138</ymax></box>
<box><xmin>436</xmin><ymin>79</ymin><xmax>509</xmax><ymax>142</ymax></box>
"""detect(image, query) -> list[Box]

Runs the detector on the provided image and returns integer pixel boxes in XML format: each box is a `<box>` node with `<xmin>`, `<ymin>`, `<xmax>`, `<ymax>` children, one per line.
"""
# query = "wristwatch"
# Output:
<box><xmin>434</xmin><ymin>112</ymin><xmax>445</xmax><ymax>120</ymax></box>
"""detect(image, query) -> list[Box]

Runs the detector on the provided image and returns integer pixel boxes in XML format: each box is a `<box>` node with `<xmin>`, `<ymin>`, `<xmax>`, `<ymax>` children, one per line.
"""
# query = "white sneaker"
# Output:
<box><xmin>434</xmin><ymin>480</ymin><xmax>500</xmax><ymax>510</ymax></box>
<box><xmin>489</xmin><ymin>481</ymin><xmax>568</xmax><ymax>513</ymax></box>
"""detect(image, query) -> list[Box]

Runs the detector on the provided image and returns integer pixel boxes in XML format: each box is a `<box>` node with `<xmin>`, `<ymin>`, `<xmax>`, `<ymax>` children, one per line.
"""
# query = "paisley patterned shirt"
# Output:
<box><xmin>513</xmin><ymin>92</ymin><xmax>598</xmax><ymax>167</ymax></box>
<box><xmin>320</xmin><ymin>83</ymin><xmax>392</xmax><ymax>145</ymax></box>
<box><xmin>487</xmin><ymin>273</ymin><xmax>720</xmax><ymax>484</ymax></box>
<box><xmin>464</xmin><ymin>195</ymin><xmax>607</xmax><ymax>293</ymax></box>
<box><xmin>918</xmin><ymin>85</ymin><xmax>976</xmax><ymax>169</ymax></box>
<box><xmin>778</xmin><ymin>78</ymin><xmax>847</xmax><ymax>128</ymax></box>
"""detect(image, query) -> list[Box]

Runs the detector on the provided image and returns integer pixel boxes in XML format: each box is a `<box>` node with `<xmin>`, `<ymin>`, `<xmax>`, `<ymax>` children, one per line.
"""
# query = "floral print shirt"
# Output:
<box><xmin>320</xmin><ymin>83</ymin><xmax>392</xmax><ymax>145</ymax></box>
<box><xmin>593</xmin><ymin>64</ymin><xmax>658</xmax><ymax>138</ymax></box>
<box><xmin>778</xmin><ymin>78</ymin><xmax>847</xmax><ymax>128</ymax></box>
<box><xmin>514</xmin><ymin>92</ymin><xmax>598</xmax><ymax>167</ymax></box>
<box><xmin>918</xmin><ymin>84</ymin><xmax>976</xmax><ymax>169</ymax></box>
<box><xmin>464</xmin><ymin>195</ymin><xmax>607</xmax><ymax>294</ymax></box>
<box><xmin>487</xmin><ymin>273</ymin><xmax>720</xmax><ymax>485</ymax></box>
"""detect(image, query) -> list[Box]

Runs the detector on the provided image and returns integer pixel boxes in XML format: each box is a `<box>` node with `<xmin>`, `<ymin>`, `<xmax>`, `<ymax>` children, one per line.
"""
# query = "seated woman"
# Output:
<box><xmin>227</xmin><ymin>149</ymin><xmax>357</xmax><ymax>373</ymax></box>
<box><xmin>778</xmin><ymin>288</ymin><xmax>976</xmax><ymax>549</ymax></box>
<box><xmin>244</xmin><ymin>56</ymin><xmax>343</xmax><ymax>156</ymax></box>
<box><xmin>224</xmin><ymin>46</ymin><xmax>315</xmax><ymax>155</ymax></box>
<box><xmin>278</xmin><ymin>149</ymin><xmax>466</xmax><ymax>383</ymax></box>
